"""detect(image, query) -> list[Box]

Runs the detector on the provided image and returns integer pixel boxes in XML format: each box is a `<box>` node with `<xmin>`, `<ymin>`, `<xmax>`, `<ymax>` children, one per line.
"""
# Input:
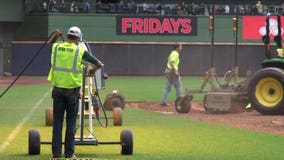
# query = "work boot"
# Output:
<box><xmin>160</xmin><ymin>102</ymin><xmax>168</xmax><ymax>106</ymax></box>
<box><xmin>51</xmin><ymin>154</ymin><xmax>61</xmax><ymax>159</ymax></box>
<box><xmin>65</xmin><ymin>154</ymin><xmax>76</xmax><ymax>159</ymax></box>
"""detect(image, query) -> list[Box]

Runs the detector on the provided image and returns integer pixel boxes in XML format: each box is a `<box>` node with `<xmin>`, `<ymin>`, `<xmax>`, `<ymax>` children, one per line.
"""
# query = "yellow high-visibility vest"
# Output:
<box><xmin>47</xmin><ymin>42</ymin><xmax>85</xmax><ymax>88</ymax></box>
<box><xmin>277</xmin><ymin>48</ymin><xmax>284</xmax><ymax>57</ymax></box>
<box><xmin>167</xmin><ymin>50</ymin><xmax>180</xmax><ymax>71</ymax></box>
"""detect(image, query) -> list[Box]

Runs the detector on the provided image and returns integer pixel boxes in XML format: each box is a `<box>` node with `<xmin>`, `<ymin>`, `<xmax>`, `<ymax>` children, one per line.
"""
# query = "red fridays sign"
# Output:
<box><xmin>116</xmin><ymin>15</ymin><xmax>197</xmax><ymax>36</ymax></box>
<box><xmin>243</xmin><ymin>16</ymin><xmax>284</xmax><ymax>40</ymax></box>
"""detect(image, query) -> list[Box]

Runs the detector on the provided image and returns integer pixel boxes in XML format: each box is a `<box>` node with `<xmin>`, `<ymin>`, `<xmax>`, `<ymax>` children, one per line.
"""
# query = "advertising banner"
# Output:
<box><xmin>116</xmin><ymin>15</ymin><xmax>197</xmax><ymax>36</ymax></box>
<box><xmin>243</xmin><ymin>16</ymin><xmax>284</xmax><ymax>40</ymax></box>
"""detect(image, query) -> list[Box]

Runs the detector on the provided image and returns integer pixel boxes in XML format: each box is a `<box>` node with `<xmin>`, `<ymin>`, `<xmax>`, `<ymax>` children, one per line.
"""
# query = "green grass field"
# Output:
<box><xmin>1</xmin><ymin>76</ymin><xmax>284</xmax><ymax>160</ymax></box>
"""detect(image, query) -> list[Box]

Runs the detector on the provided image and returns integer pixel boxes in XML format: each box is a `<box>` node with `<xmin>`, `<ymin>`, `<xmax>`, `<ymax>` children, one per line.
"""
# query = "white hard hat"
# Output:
<box><xmin>67</xmin><ymin>26</ymin><xmax>82</xmax><ymax>40</ymax></box>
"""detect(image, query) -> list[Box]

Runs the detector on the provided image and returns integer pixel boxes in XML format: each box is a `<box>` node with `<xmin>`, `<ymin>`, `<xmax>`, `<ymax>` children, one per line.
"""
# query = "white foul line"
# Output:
<box><xmin>0</xmin><ymin>91</ymin><xmax>49</xmax><ymax>153</ymax></box>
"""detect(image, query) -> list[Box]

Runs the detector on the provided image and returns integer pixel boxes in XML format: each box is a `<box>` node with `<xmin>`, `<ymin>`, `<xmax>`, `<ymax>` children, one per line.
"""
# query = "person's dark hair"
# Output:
<box><xmin>67</xmin><ymin>34</ymin><xmax>78</xmax><ymax>40</ymax></box>
<box><xmin>173</xmin><ymin>43</ymin><xmax>180</xmax><ymax>50</ymax></box>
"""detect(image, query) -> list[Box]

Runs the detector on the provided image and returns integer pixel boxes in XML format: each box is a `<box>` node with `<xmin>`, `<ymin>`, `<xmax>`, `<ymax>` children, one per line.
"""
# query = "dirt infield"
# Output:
<box><xmin>0</xmin><ymin>76</ymin><xmax>48</xmax><ymax>88</ymax></box>
<box><xmin>127</xmin><ymin>101</ymin><xmax>284</xmax><ymax>136</ymax></box>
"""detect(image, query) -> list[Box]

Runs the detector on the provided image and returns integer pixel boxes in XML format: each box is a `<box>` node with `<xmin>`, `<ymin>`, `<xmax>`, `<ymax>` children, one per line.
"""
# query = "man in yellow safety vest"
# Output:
<box><xmin>160</xmin><ymin>43</ymin><xmax>183</xmax><ymax>106</ymax></box>
<box><xmin>277</xmin><ymin>48</ymin><xmax>284</xmax><ymax>57</ymax></box>
<box><xmin>47</xmin><ymin>26</ymin><xmax>102</xmax><ymax>159</ymax></box>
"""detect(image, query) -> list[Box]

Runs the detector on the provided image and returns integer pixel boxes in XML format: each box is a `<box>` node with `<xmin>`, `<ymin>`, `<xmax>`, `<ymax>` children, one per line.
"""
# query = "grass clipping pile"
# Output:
<box><xmin>127</xmin><ymin>101</ymin><xmax>284</xmax><ymax>136</ymax></box>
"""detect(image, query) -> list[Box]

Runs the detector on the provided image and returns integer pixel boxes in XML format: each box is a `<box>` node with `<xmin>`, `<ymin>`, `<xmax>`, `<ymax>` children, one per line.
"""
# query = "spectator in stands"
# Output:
<box><xmin>280</xmin><ymin>3</ymin><xmax>284</xmax><ymax>15</ymax></box>
<box><xmin>50</xmin><ymin>0</ymin><xmax>58</xmax><ymax>12</ymax></box>
<box><xmin>224</xmin><ymin>4</ymin><xmax>230</xmax><ymax>14</ymax></box>
<box><xmin>207</xmin><ymin>4</ymin><xmax>213</xmax><ymax>15</ymax></box>
<box><xmin>256</xmin><ymin>1</ymin><xmax>264</xmax><ymax>15</ymax></box>
<box><xmin>85</xmin><ymin>0</ymin><xmax>91</xmax><ymax>13</ymax></box>
<box><xmin>216</xmin><ymin>5</ymin><xmax>225</xmax><ymax>14</ymax></box>
<box><xmin>116</xmin><ymin>0</ymin><xmax>124</xmax><ymax>14</ymax></box>
<box><xmin>238</xmin><ymin>5</ymin><xmax>245</xmax><ymax>15</ymax></box>
<box><xmin>142</xmin><ymin>2</ymin><xmax>149</xmax><ymax>14</ymax></box>
<box><xmin>251</xmin><ymin>4</ymin><xmax>258</xmax><ymax>15</ymax></box>
<box><xmin>96</xmin><ymin>0</ymin><xmax>111</xmax><ymax>13</ymax></box>
<box><xmin>155</xmin><ymin>3</ymin><xmax>163</xmax><ymax>15</ymax></box>
<box><xmin>199</xmin><ymin>2</ymin><xmax>206</xmax><ymax>15</ymax></box>
<box><xmin>187</xmin><ymin>2</ymin><xmax>196</xmax><ymax>15</ymax></box>
<box><xmin>42</xmin><ymin>0</ymin><xmax>48</xmax><ymax>12</ymax></box>
<box><xmin>59</xmin><ymin>0</ymin><xmax>66</xmax><ymax>13</ymax></box>
<box><xmin>70</xmin><ymin>1</ymin><xmax>76</xmax><ymax>12</ymax></box>
<box><xmin>268</xmin><ymin>4</ymin><xmax>276</xmax><ymax>14</ymax></box>
<box><xmin>126</xmin><ymin>0</ymin><xmax>136</xmax><ymax>14</ymax></box>
<box><xmin>176</xmin><ymin>1</ymin><xmax>186</xmax><ymax>15</ymax></box>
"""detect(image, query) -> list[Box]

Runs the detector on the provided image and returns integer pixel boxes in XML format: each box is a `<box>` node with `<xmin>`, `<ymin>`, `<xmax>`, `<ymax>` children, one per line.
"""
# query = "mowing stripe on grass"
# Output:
<box><xmin>0</xmin><ymin>90</ymin><xmax>49</xmax><ymax>153</ymax></box>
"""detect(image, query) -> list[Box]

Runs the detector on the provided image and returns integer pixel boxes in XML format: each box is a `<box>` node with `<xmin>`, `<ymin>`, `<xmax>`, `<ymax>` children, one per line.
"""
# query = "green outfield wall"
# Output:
<box><xmin>0</xmin><ymin>0</ymin><xmax>24</xmax><ymax>76</ymax></box>
<box><xmin>11</xmin><ymin>14</ymin><xmax>273</xmax><ymax>76</ymax></box>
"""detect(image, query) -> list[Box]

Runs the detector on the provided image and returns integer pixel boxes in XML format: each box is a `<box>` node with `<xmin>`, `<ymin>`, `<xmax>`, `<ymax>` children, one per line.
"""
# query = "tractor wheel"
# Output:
<box><xmin>248</xmin><ymin>67</ymin><xmax>284</xmax><ymax>115</ymax></box>
<box><xmin>45</xmin><ymin>108</ymin><xmax>53</xmax><ymax>126</ymax></box>
<box><xmin>175</xmin><ymin>95</ymin><xmax>193</xmax><ymax>113</ymax></box>
<box><xmin>120</xmin><ymin>129</ymin><xmax>133</xmax><ymax>155</ymax></box>
<box><xmin>28</xmin><ymin>129</ymin><xmax>41</xmax><ymax>155</ymax></box>
<box><xmin>103</xmin><ymin>93</ymin><xmax>125</xmax><ymax>111</ymax></box>
<box><xmin>113</xmin><ymin>107</ymin><xmax>122</xmax><ymax>126</ymax></box>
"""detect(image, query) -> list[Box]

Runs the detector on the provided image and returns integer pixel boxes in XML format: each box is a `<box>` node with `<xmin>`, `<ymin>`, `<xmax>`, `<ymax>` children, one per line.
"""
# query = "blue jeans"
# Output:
<box><xmin>51</xmin><ymin>86</ymin><xmax>80</xmax><ymax>158</ymax></box>
<box><xmin>161</xmin><ymin>69</ymin><xmax>183</xmax><ymax>104</ymax></box>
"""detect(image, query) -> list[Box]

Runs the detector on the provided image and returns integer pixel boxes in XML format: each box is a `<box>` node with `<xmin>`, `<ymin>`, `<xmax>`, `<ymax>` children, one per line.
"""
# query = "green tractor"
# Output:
<box><xmin>248</xmin><ymin>14</ymin><xmax>284</xmax><ymax>115</ymax></box>
<box><xmin>175</xmin><ymin>13</ymin><xmax>284</xmax><ymax>115</ymax></box>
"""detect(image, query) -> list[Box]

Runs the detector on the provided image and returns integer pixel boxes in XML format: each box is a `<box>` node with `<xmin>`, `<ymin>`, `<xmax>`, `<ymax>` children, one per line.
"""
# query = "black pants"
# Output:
<box><xmin>51</xmin><ymin>86</ymin><xmax>80</xmax><ymax>158</ymax></box>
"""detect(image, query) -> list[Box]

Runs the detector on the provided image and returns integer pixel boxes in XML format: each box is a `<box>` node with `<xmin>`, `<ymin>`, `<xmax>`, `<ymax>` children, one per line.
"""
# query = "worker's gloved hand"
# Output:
<box><xmin>55</xmin><ymin>29</ymin><xmax>62</xmax><ymax>36</ymax></box>
<box><xmin>103</xmin><ymin>73</ymin><xmax>109</xmax><ymax>79</ymax></box>
<box><xmin>88</xmin><ymin>66</ymin><xmax>97</xmax><ymax>75</ymax></box>
<box><xmin>96</xmin><ymin>61</ymin><xmax>103</xmax><ymax>68</ymax></box>
<box><xmin>174</xmin><ymin>70</ymin><xmax>180</xmax><ymax>77</ymax></box>
<box><xmin>88</xmin><ymin>61</ymin><xmax>103</xmax><ymax>75</ymax></box>
<box><xmin>48</xmin><ymin>29</ymin><xmax>63</xmax><ymax>44</ymax></box>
